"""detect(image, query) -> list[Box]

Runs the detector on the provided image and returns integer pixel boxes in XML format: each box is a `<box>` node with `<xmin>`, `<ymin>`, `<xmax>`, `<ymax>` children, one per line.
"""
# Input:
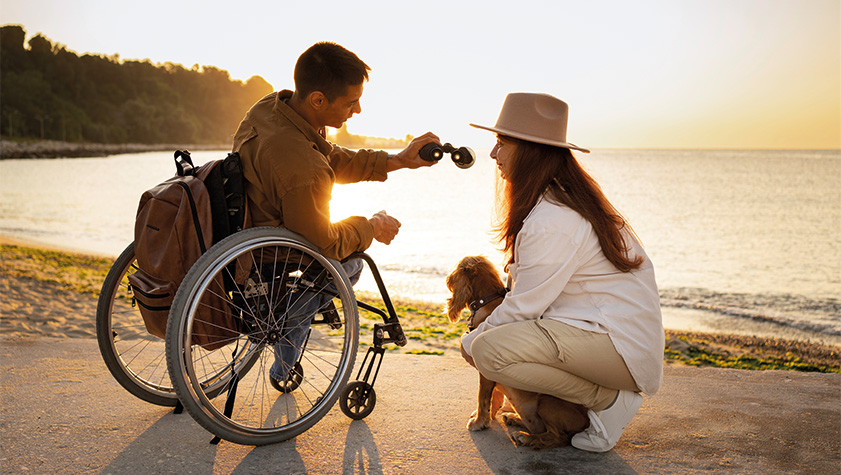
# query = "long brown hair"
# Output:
<box><xmin>493</xmin><ymin>135</ymin><xmax>643</xmax><ymax>272</ymax></box>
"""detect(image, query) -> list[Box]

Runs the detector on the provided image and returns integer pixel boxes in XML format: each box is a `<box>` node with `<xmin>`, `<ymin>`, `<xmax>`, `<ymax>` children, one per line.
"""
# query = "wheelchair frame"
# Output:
<box><xmin>96</xmin><ymin>227</ymin><xmax>408</xmax><ymax>445</ymax></box>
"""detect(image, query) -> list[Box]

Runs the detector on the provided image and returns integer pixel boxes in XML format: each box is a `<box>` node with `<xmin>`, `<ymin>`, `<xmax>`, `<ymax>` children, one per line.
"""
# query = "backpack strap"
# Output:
<box><xmin>221</xmin><ymin>152</ymin><xmax>246</xmax><ymax>233</ymax></box>
<box><xmin>203</xmin><ymin>163</ymin><xmax>230</xmax><ymax>245</ymax></box>
<box><xmin>174</xmin><ymin>150</ymin><xmax>195</xmax><ymax>177</ymax></box>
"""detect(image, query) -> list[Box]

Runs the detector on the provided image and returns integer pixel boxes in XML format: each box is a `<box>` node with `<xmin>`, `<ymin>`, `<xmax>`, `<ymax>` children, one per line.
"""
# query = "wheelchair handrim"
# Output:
<box><xmin>175</xmin><ymin>235</ymin><xmax>357</xmax><ymax>437</ymax></box>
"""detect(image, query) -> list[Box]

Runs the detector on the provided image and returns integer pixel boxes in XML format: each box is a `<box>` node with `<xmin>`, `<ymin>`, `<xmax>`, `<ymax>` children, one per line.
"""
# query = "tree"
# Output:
<box><xmin>0</xmin><ymin>25</ymin><xmax>273</xmax><ymax>145</ymax></box>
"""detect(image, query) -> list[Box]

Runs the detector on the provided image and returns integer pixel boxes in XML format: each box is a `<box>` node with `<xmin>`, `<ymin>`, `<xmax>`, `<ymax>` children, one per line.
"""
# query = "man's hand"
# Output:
<box><xmin>369</xmin><ymin>210</ymin><xmax>401</xmax><ymax>244</ymax></box>
<box><xmin>387</xmin><ymin>132</ymin><xmax>441</xmax><ymax>172</ymax></box>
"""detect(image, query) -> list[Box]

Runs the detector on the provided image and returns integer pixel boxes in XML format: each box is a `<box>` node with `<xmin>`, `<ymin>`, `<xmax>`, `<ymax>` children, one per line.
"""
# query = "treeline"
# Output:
<box><xmin>0</xmin><ymin>25</ymin><xmax>273</xmax><ymax>145</ymax></box>
<box><xmin>330</xmin><ymin>124</ymin><xmax>410</xmax><ymax>149</ymax></box>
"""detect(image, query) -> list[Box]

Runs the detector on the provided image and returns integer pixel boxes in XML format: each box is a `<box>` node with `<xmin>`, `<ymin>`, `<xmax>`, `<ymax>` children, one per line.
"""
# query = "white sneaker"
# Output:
<box><xmin>571</xmin><ymin>390</ymin><xmax>643</xmax><ymax>452</ymax></box>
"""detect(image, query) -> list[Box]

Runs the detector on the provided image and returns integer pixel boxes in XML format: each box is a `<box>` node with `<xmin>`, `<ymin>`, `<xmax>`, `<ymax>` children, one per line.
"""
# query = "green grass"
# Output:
<box><xmin>1</xmin><ymin>243</ymin><xmax>113</xmax><ymax>296</ymax></box>
<box><xmin>664</xmin><ymin>335</ymin><xmax>840</xmax><ymax>374</ymax></box>
<box><xmin>354</xmin><ymin>292</ymin><xmax>467</xmax><ymax>355</ymax></box>
<box><xmin>405</xmin><ymin>349</ymin><xmax>445</xmax><ymax>356</ymax></box>
<box><xmin>5</xmin><ymin>242</ymin><xmax>837</xmax><ymax>372</ymax></box>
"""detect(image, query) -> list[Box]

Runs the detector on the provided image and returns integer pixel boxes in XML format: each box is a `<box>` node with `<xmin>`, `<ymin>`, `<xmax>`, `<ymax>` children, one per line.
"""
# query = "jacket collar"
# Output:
<box><xmin>272</xmin><ymin>90</ymin><xmax>334</xmax><ymax>156</ymax></box>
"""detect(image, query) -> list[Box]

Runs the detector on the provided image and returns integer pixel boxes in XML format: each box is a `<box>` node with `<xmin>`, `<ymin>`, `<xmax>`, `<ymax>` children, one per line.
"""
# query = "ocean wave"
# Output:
<box><xmin>0</xmin><ymin>226</ymin><xmax>66</xmax><ymax>239</ymax></box>
<box><xmin>659</xmin><ymin>287</ymin><xmax>841</xmax><ymax>336</ymax></box>
<box><xmin>378</xmin><ymin>264</ymin><xmax>449</xmax><ymax>278</ymax></box>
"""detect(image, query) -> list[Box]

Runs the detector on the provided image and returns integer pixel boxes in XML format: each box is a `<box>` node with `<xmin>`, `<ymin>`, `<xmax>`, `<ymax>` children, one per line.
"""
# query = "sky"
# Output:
<box><xmin>2</xmin><ymin>0</ymin><xmax>839</xmax><ymax>150</ymax></box>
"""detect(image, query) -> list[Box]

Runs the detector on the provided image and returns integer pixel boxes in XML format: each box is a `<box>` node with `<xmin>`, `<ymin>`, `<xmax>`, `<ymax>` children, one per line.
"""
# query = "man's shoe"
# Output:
<box><xmin>571</xmin><ymin>390</ymin><xmax>643</xmax><ymax>452</ymax></box>
<box><xmin>319</xmin><ymin>301</ymin><xmax>342</xmax><ymax>329</ymax></box>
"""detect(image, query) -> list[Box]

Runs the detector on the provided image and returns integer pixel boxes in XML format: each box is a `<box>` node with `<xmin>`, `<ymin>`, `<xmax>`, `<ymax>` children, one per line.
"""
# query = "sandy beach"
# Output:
<box><xmin>1</xmin><ymin>237</ymin><xmax>840</xmax><ymax>474</ymax></box>
<box><xmin>1</xmin><ymin>236</ymin><xmax>838</xmax><ymax>373</ymax></box>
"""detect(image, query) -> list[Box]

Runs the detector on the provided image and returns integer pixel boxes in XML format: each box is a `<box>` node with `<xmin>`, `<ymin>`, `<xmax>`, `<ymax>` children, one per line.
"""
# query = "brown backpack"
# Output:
<box><xmin>127</xmin><ymin>151</ymin><xmax>246</xmax><ymax>349</ymax></box>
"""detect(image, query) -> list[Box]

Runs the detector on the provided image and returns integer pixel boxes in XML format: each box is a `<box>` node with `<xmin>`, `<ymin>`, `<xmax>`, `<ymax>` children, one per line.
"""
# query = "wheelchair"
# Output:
<box><xmin>96</xmin><ymin>226</ymin><xmax>407</xmax><ymax>445</ymax></box>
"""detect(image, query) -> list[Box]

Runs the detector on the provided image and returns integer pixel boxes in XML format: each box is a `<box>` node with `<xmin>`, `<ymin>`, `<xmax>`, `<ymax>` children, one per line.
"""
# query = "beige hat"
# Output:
<box><xmin>470</xmin><ymin>92</ymin><xmax>589</xmax><ymax>153</ymax></box>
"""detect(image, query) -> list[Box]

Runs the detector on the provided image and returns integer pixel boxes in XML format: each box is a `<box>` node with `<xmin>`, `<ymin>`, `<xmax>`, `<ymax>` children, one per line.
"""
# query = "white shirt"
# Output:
<box><xmin>462</xmin><ymin>195</ymin><xmax>664</xmax><ymax>395</ymax></box>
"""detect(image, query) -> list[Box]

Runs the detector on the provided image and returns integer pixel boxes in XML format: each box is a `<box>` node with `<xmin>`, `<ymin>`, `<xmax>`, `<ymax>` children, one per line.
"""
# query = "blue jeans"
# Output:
<box><xmin>269</xmin><ymin>259</ymin><xmax>363</xmax><ymax>381</ymax></box>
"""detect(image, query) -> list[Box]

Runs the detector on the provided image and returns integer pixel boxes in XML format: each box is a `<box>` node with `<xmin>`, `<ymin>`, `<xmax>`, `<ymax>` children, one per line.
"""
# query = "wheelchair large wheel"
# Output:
<box><xmin>97</xmin><ymin>243</ymin><xmax>260</xmax><ymax>406</ymax></box>
<box><xmin>166</xmin><ymin>227</ymin><xmax>359</xmax><ymax>446</ymax></box>
<box><xmin>96</xmin><ymin>243</ymin><xmax>176</xmax><ymax>406</ymax></box>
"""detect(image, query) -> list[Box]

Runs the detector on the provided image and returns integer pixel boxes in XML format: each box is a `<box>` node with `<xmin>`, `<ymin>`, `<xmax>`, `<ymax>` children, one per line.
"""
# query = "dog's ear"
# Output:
<box><xmin>446</xmin><ymin>267</ymin><xmax>472</xmax><ymax>323</ymax></box>
<box><xmin>474</xmin><ymin>257</ymin><xmax>506</xmax><ymax>290</ymax></box>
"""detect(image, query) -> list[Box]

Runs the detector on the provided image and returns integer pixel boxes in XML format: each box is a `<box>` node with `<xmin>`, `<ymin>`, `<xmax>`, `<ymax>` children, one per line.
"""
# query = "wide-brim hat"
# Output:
<box><xmin>470</xmin><ymin>92</ymin><xmax>589</xmax><ymax>153</ymax></box>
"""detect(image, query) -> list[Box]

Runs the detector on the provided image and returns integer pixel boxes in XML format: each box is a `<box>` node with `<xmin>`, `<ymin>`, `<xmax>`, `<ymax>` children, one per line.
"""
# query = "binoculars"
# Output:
<box><xmin>419</xmin><ymin>142</ymin><xmax>475</xmax><ymax>169</ymax></box>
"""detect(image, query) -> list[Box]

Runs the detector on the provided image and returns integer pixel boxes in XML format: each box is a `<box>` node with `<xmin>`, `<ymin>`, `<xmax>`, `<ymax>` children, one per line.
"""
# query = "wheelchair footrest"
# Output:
<box><xmin>373</xmin><ymin>322</ymin><xmax>407</xmax><ymax>347</ymax></box>
<box><xmin>311</xmin><ymin>301</ymin><xmax>342</xmax><ymax>329</ymax></box>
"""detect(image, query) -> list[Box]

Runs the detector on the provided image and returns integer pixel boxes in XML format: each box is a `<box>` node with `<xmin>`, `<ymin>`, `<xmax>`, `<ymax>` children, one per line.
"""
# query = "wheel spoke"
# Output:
<box><xmin>166</xmin><ymin>228</ymin><xmax>359</xmax><ymax>445</ymax></box>
<box><xmin>97</xmin><ymin>243</ymin><xmax>178</xmax><ymax>406</ymax></box>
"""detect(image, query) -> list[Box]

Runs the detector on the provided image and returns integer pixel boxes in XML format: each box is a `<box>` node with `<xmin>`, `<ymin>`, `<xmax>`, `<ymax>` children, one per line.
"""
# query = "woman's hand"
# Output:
<box><xmin>460</xmin><ymin>341</ymin><xmax>476</xmax><ymax>368</ymax></box>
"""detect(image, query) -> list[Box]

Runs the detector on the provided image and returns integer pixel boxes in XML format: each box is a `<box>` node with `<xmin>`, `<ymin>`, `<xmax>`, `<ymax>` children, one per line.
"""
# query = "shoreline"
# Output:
<box><xmin>1</xmin><ymin>236</ymin><xmax>838</xmax><ymax>373</ymax></box>
<box><xmin>0</xmin><ymin>138</ymin><xmax>229</xmax><ymax>159</ymax></box>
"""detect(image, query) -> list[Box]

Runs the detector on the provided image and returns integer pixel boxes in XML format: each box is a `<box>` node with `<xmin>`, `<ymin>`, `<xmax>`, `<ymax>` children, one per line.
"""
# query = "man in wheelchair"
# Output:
<box><xmin>231</xmin><ymin>42</ymin><xmax>441</xmax><ymax>385</ymax></box>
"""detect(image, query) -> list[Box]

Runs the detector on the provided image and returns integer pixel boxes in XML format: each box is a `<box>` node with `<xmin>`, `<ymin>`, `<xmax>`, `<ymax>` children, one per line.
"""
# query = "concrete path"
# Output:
<box><xmin>1</xmin><ymin>337</ymin><xmax>838</xmax><ymax>474</ymax></box>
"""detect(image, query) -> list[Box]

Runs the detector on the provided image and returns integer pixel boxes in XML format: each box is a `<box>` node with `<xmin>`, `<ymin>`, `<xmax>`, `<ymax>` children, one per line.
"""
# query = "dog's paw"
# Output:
<box><xmin>511</xmin><ymin>431</ymin><xmax>534</xmax><ymax>447</ymax></box>
<box><xmin>501</xmin><ymin>412</ymin><xmax>524</xmax><ymax>427</ymax></box>
<box><xmin>467</xmin><ymin>410</ymin><xmax>490</xmax><ymax>431</ymax></box>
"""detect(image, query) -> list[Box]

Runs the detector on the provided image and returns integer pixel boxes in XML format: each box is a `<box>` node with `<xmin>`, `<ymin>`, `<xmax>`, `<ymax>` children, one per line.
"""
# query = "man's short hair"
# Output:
<box><xmin>294</xmin><ymin>42</ymin><xmax>370</xmax><ymax>101</ymax></box>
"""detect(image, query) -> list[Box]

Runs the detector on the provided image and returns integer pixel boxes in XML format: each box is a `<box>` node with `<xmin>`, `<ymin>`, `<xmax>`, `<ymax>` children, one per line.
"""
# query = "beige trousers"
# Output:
<box><xmin>470</xmin><ymin>319</ymin><xmax>639</xmax><ymax>412</ymax></box>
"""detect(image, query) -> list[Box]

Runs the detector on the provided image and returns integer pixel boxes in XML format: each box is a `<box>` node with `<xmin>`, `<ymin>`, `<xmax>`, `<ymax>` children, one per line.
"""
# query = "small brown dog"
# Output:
<box><xmin>446</xmin><ymin>256</ymin><xmax>590</xmax><ymax>449</ymax></box>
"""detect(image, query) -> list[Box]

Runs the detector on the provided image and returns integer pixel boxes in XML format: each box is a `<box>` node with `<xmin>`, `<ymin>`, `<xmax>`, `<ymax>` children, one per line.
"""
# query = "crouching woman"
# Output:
<box><xmin>461</xmin><ymin>93</ymin><xmax>664</xmax><ymax>452</ymax></box>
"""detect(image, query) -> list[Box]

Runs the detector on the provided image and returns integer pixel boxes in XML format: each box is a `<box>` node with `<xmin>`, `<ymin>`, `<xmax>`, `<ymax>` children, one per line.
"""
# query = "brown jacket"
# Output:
<box><xmin>232</xmin><ymin>90</ymin><xmax>389</xmax><ymax>260</ymax></box>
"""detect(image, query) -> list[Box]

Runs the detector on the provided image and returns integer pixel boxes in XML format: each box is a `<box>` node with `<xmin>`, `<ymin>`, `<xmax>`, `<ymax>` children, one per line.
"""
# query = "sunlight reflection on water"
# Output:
<box><xmin>1</xmin><ymin>148</ymin><xmax>838</xmax><ymax>304</ymax></box>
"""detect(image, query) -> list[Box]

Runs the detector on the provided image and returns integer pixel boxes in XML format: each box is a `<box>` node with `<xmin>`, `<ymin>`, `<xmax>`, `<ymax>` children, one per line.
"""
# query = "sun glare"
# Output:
<box><xmin>2</xmin><ymin>0</ymin><xmax>839</xmax><ymax>149</ymax></box>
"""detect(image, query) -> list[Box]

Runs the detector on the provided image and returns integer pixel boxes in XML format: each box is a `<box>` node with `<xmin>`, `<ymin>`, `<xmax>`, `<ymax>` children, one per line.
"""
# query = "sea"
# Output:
<box><xmin>1</xmin><ymin>148</ymin><xmax>839</xmax><ymax>346</ymax></box>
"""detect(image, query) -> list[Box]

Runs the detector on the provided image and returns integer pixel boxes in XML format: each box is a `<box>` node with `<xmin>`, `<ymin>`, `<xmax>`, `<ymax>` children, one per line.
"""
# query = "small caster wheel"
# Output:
<box><xmin>340</xmin><ymin>381</ymin><xmax>376</xmax><ymax>420</ymax></box>
<box><xmin>270</xmin><ymin>362</ymin><xmax>303</xmax><ymax>393</ymax></box>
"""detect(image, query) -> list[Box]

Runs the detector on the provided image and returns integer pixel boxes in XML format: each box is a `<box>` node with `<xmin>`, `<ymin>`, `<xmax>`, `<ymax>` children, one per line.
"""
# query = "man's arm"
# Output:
<box><xmin>281</xmin><ymin>178</ymin><xmax>405</xmax><ymax>259</ymax></box>
<box><xmin>329</xmin><ymin>147</ymin><xmax>389</xmax><ymax>184</ymax></box>
<box><xmin>281</xmin><ymin>177</ymin><xmax>375</xmax><ymax>260</ymax></box>
<box><xmin>328</xmin><ymin>131</ymin><xmax>441</xmax><ymax>183</ymax></box>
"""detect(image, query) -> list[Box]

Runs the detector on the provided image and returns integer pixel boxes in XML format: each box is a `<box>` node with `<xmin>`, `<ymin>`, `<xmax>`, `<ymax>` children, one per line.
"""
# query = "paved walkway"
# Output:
<box><xmin>1</xmin><ymin>337</ymin><xmax>838</xmax><ymax>474</ymax></box>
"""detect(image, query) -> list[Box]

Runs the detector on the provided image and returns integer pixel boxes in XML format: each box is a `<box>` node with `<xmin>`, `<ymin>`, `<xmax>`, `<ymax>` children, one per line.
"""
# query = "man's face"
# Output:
<box><xmin>319</xmin><ymin>82</ymin><xmax>364</xmax><ymax>129</ymax></box>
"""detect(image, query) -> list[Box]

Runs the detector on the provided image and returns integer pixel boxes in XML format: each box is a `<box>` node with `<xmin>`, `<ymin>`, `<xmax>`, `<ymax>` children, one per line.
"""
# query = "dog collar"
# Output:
<box><xmin>466</xmin><ymin>288</ymin><xmax>507</xmax><ymax>331</ymax></box>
